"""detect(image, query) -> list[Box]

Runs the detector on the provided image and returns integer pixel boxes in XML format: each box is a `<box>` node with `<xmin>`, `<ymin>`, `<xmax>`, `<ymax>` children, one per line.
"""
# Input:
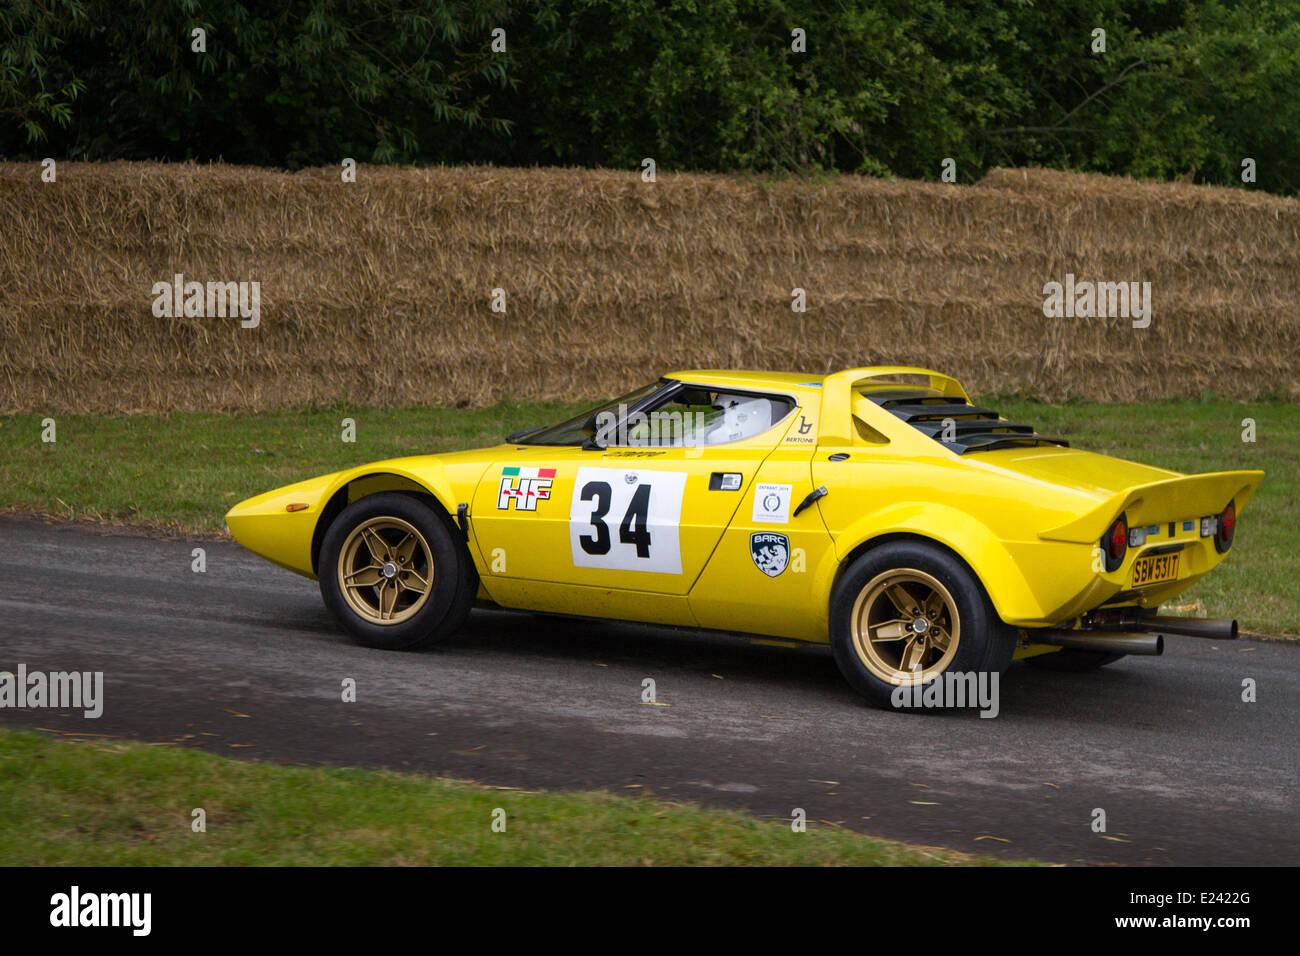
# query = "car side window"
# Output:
<box><xmin>619</xmin><ymin>388</ymin><xmax>795</xmax><ymax>447</ymax></box>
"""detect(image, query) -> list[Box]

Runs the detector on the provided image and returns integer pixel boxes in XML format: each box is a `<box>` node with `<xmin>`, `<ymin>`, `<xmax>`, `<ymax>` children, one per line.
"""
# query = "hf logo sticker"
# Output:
<box><xmin>750</xmin><ymin>532</ymin><xmax>790</xmax><ymax>577</ymax></box>
<box><xmin>498</xmin><ymin>466</ymin><xmax>555</xmax><ymax>511</ymax></box>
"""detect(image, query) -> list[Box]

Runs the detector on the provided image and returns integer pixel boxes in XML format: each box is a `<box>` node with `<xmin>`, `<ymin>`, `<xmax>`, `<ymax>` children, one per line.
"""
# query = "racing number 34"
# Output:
<box><xmin>569</xmin><ymin>467</ymin><xmax>688</xmax><ymax>575</ymax></box>
<box><xmin>578</xmin><ymin>481</ymin><xmax>652</xmax><ymax>557</ymax></box>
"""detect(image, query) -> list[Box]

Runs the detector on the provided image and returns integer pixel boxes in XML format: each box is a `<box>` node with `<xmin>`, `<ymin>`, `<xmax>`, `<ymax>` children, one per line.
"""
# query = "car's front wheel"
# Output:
<box><xmin>829</xmin><ymin>542</ymin><xmax>1017</xmax><ymax>710</ymax></box>
<box><xmin>319</xmin><ymin>492</ymin><xmax>476</xmax><ymax>650</ymax></box>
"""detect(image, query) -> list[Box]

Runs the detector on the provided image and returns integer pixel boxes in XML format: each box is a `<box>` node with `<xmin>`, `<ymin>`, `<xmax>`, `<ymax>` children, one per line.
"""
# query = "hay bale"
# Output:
<box><xmin>1</xmin><ymin>161</ymin><xmax>1296</xmax><ymax>413</ymax></box>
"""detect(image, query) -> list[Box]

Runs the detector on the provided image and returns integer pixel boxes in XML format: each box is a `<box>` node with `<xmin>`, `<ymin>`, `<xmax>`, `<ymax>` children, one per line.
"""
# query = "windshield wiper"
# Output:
<box><xmin>506</xmin><ymin>426</ymin><xmax>544</xmax><ymax>443</ymax></box>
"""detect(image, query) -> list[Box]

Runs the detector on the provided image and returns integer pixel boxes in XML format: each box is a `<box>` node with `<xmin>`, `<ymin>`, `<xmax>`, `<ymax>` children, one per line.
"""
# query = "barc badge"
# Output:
<box><xmin>750</xmin><ymin>532</ymin><xmax>790</xmax><ymax>577</ymax></box>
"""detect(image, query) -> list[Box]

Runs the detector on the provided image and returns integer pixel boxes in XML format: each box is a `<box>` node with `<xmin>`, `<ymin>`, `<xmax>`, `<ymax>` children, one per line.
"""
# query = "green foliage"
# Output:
<box><xmin>1091</xmin><ymin>1</ymin><xmax>1300</xmax><ymax>194</ymax></box>
<box><xmin>0</xmin><ymin>0</ymin><xmax>87</xmax><ymax>144</ymax></box>
<box><xmin>1</xmin><ymin>0</ymin><xmax>1298</xmax><ymax>191</ymax></box>
<box><xmin>2</xmin><ymin>0</ymin><xmax>514</xmax><ymax>166</ymax></box>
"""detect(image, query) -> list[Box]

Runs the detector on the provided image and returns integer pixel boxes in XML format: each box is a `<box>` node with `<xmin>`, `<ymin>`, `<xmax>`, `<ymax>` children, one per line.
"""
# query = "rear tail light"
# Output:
<box><xmin>1102</xmin><ymin>514</ymin><xmax>1128</xmax><ymax>572</ymax></box>
<box><xmin>1215</xmin><ymin>501</ymin><xmax>1236</xmax><ymax>553</ymax></box>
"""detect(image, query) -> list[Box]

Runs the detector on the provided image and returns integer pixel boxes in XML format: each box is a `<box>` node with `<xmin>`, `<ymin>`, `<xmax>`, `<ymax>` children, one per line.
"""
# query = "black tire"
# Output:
<box><xmin>829</xmin><ymin>541</ymin><xmax>1017</xmax><ymax>711</ymax></box>
<box><xmin>319</xmin><ymin>492</ymin><xmax>476</xmax><ymax>650</ymax></box>
<box><xmin>1025</xmin><ymin>648</ymin><xmax>1126</xmax><ymax>671</ymax></box>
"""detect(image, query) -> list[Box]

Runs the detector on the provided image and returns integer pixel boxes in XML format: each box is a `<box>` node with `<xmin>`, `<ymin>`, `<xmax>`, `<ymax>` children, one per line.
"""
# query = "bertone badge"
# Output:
<box><xmin>750</xmin><ymin>531</ymin><xmax>790</xmax><ymax>577</ymax></box>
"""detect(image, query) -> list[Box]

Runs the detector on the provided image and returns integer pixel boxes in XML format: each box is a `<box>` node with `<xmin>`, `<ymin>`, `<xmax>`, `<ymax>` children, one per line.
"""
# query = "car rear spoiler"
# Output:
<box><xmin>1038</xmin><ymin>470</ymin><xmax>1264</xmax><ymax>544</ymax></box>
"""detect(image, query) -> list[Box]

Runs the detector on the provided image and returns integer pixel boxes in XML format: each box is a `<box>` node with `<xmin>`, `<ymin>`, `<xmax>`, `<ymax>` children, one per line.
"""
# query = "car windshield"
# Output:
<box><xmin>511</xmin><ymin>380</ymin><xmax>669</xmax><ymax>446</ymax></box>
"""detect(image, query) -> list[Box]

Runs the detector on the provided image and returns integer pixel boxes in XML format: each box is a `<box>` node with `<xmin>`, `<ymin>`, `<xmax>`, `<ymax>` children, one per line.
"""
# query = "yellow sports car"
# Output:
<box><xmin>226</xmin><ymin>367</ymin><xmax>1262</xmax><ymax>709</ymax></box>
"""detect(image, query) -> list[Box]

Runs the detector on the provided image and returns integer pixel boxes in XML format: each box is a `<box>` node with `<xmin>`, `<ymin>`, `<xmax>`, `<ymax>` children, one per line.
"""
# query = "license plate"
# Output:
<box><xmin>1132</xmin><ymin>552</ymin><xmax>1180</xmax><ymax>587</ymax></box>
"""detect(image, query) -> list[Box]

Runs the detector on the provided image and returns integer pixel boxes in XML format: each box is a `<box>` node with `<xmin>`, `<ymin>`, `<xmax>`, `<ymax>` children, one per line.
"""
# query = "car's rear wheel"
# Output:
<box><xmin>830</xmin><ymin>542</ymin><xmax>1017</xmax><ymax>710</ymax></box>
<box><xmin>1025</xmin><ymin>648</ymin><xmax>1126</xmax><ymax>671</ymax></box>
<box><xmin>319</xmin><ymin>492</ymin><xmax>476</xmax><ymax>650</ymax></box>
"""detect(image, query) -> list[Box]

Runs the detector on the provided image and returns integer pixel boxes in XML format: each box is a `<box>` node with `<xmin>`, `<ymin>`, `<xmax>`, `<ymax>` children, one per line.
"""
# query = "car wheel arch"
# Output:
<box><xmin>832</xmin><ymin>531</ymin><xmax>1006</xmax><ymax>624</ymax></box>
<box><xmin>310</xmin><ymin>473</ymin><xmax>456</xmax><ymax>575</ymax></box>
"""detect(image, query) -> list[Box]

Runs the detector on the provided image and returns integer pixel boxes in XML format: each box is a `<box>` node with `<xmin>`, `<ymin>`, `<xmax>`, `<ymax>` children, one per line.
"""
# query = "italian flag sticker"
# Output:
<box><xmin>502</xmin><ymin>466</ymin><xmax>557</xmax><ymax>479</ymax></box>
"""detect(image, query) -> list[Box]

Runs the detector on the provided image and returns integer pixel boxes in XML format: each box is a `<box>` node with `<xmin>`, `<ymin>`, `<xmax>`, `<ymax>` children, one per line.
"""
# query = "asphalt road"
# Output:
<box><xmin>1</xmin><ymin>514</ymin><xmax>1296</xmax><ymax>865</ymax></box>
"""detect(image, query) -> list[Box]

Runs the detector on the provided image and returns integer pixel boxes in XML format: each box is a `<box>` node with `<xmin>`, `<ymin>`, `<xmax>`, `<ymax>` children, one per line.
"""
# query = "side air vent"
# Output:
<box><xmin>865</xmin><ymin>392</ymin><xmax>1069</xmax><ymax>454</ymax></box>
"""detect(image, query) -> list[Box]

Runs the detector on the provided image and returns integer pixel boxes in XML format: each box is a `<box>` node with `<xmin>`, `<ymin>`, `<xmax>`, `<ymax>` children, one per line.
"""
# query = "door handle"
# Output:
<box><xmin>793</xmin><ymin>485</ymin><xmax>828</xmax><ymax>518</ymax></box>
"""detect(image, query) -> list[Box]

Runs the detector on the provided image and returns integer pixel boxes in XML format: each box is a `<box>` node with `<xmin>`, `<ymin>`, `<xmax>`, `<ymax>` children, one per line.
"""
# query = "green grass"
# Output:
<box><xmin>0</xmin><ymin>400</ymin><xmax>587</xmax><ymax>533</ymax></box>
<box><xmin>0</xmin><ymin>397</ymin><xmax>1295</xmax><ymax>634</ymax></box>
<box><xmin>0</xmin><ymin>729</ymin><xmax>1010</xmax><ymax>866</ymax></box>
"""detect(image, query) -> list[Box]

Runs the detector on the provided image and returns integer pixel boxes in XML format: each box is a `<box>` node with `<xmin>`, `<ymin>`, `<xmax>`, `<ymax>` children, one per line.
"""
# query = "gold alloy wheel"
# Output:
<box><xmin>850</xmin><ymin>568</ymin><xmax>961</xmax><ymax>685</ymax></box>
<box><xmin>336</xmin><ymin>516</ymin><xmax>434</xmax><ymax>625</ymax></box>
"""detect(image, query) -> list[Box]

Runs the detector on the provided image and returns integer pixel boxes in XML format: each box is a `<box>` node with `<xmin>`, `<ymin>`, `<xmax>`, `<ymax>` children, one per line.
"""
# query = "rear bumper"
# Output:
<box><xmin>1001</xmin><ymin>532</ymin><xmax>1233</xmax><ymax>627</ymax></box>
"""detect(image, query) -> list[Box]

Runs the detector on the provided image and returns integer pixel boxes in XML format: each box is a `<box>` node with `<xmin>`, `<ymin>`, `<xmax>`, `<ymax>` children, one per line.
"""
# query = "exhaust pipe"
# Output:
<box><xmin>1035</xmin><ymin>631</ymin><xmax>1164</xmax><ymax>656</ymax></box>
<box><xmin>1136</xmin><ymin>616</ymin><xmax>1238</xmax><ymax>641</ymax></box>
